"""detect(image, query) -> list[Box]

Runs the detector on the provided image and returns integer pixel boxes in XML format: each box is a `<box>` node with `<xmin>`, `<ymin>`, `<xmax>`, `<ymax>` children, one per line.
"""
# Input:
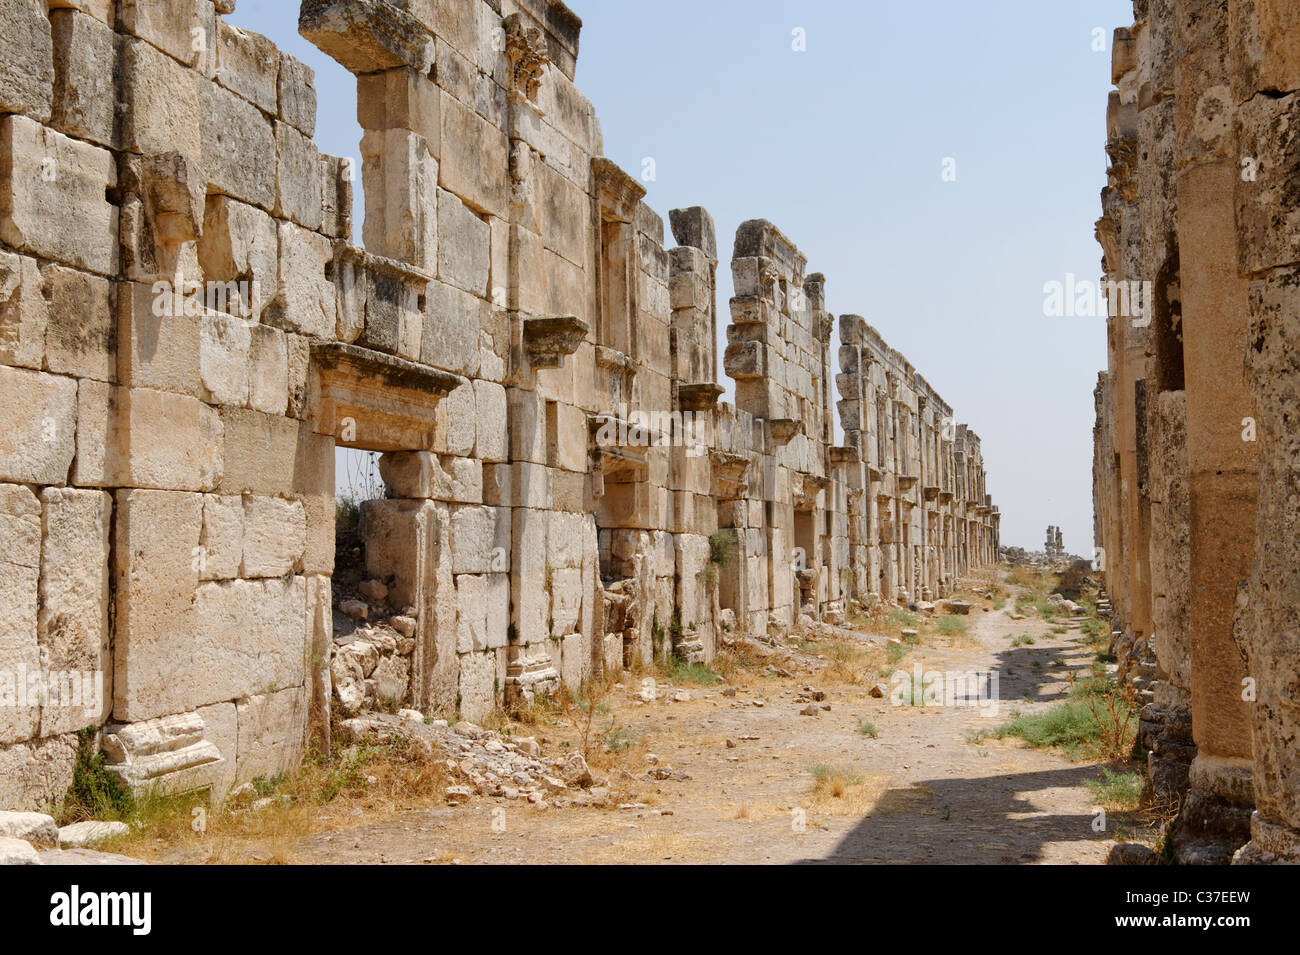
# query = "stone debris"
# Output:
<box><xmin>0</xmin><ymin>836</ymin><xmax>40</xmax><ymax>865</ymax></box>
<box><xmin>339</xmin><ymin>713</ymin><xmax>611</xmax><ymax>806</ymax></box>
<box><xmin>57</xmin><ymin>820</ymin><xmax>130</xmax><ymax>848</ymax></box>
<box><xmin>0</xmin><ymin>811</ymin><xmax>58</xmax><ymax>849</ymax></box>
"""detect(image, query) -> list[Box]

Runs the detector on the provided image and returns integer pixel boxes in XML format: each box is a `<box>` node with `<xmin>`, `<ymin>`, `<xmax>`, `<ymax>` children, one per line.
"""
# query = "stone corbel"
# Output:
<box><xmin>523</xmin><ymin>314</ymin><xmax>588</xmax><ymax>369</ymax></box>
<box><xmin>678</xmin><ymin>382</ymin><xmax>723</xmax><ymax>411</ymax></box>
<box><xmin>592</xmin><ymin>158</ymin><xmax>646</xmax><ymax>222</ymax></box>
<box><xmin>769</xmin><ymin>418</ymin><xmax>804</xmax><ymax>446</ymax></box>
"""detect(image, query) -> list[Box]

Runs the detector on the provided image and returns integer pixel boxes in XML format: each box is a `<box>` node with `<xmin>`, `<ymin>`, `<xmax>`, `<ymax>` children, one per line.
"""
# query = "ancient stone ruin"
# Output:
<box><xmin>1093</xmin><ymin>0</ymin><xmax>1300</xmax><ymax>863</ymax></box>
<box><xmin>1044</xmin><ymin>525</ymin><xmax>1064</xmax><ymax>562</ymax></box>
<box><xmin>0</xmin><ymin>0</ymin><xmax>1002</xmax><ymax>810</ymax></box>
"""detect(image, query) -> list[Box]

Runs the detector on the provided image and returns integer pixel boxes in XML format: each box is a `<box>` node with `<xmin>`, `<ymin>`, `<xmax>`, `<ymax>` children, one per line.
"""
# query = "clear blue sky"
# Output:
<box><xmin>230</xmin><ymin>0</ymin><xmax>1133</xmax><ymax>553</ymax></box>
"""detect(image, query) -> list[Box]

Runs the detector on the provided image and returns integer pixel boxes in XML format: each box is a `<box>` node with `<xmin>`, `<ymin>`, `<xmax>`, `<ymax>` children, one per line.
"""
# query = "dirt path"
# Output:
<box><xmin>288</xmin><ymin>589</ymin><xmax>1121</xmax><ymax>865</ymax></box>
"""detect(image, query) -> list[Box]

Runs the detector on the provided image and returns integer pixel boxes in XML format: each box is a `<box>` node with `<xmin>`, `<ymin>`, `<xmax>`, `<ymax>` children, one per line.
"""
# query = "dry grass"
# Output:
<box><xmin>581</xmin><ymin>829</ymin><xmax>713</xmax><ymax>864</ymax></box>
<box><xmin>818</xmin><ymin>635</ymin><xmax>882</xmax><ymax>685</ymax></box>
<box><xmin>720</xmin><ymin>801</ymin><xmax>785</xmax><ymax>822</ymax></box>
<box><xmin>804</xmin><ymin>765</ymin><xmax>890</xmax><ymax>816</ymax></box>
<box><xmin>96</xmin><ymin>733</ymin><xmax>454</xmax><ymax>864</ymax></box>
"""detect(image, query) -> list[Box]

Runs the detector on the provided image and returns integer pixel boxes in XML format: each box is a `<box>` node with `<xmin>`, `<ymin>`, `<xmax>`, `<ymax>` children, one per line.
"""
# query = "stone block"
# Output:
<box><xmin>118</xmin><ymin>0</ymin><xmax>215</xmax><ymax>70</ymax></box>
<box><xmin>437</xmin><ymin>188</ymin><xmax>490</xmax><ymax>295</ymax></box>
<box><xmin>360</xmin><ymin>128</ymin><xmax>437</xmax><ymax>270</ymax></box>
<box><xmin>278</xmin><ymin>53</ymin><xmax>317</xmax><ymax>137</ymax></box>
<box><xmin>199</xmin><ymin>310</ymin><xmax>251</xmax><ymax>406</ymax></box>
<box><xmin>438</xmin><ymin>91</ymin><xmax>508</xmax><ymax>219</ymax></box>
<box><xmin>197</xmin><ymin>195</ymin><xmax>278</xmax><ymax>321</ymax></box>
<box><xmin>275</xmin><ymin>121</ymin><xmax>323</xmax><ymax>231</ymax></box>
<box><xmin>357</xmin><ymin>67</ymin><xmax>439</xmax><ymax>152</ymax></box>
<box><xmin>0</xmin><ymin>733</ymin><xmax>78</xmax><ymax>810</ymax></box>
<box><xmin>669</xmin><ymin>206</ymin><xmax>717</xmax><ymax>259</ymax></box>
<box><xmin>215</xmin><ymin>20</ymin><xmax>279</xmax><ymax>115</ymax></box>
<box><xmin>0</xmin><ymin>114</ymin><xmax>118</xmax><ymax>276</ymax></box>
<box><xmin>216</xmin><ymin>407</ymin><xmax>302</xmax><ymax>496</ymax></box>
<box><xmin>0</xmin><ymin>483</ymin><xmax>41</xmax><ymax>745</ymax></box>
<box><xmin>293</xmin><ymin>427</ymin><xmax>334</xmax><ymax>576</ymax></box>
<box><xmin>37</xmin><ymin>487</ymin><xmax>112</xmax><ymax>735</ymax></box>
<box><xmin>552</xmin><ymin>469</ymin><xmax>584</xmax><ymax>512</ymax></box>
<box><xmin>194</xmin><ymin>699</ymin><xmax>236</xmax><ymax>801</ymax></box>
<box><xmin>235</xmin><ymin>687</ymin><xmax>306</xmax><ymax>786</ymax></box>
<box><xmin>115</xmin><ymin>387</ymin><xmax>224</xmax><ymax>491</ymax></box>
<box><xmin>0</xmin><ymin>366</ymin><xmax>76</xmax><ymax>486</ymax></box>
<box><xmin>118</xmin><ymin>567</ymin><xmax>306</xmax><ymax>721</ymax></box>
<box><xmin>287</xmin><ymin>334</ymin><xmax>310</xmax><ymax>419</ymax></box>
<box><xmin>320</xmin><ymin>154</ymin><xmax>354</xmax><ymax>241</ymax></box>
<box><xmin>241</xmin><ymin>495</ymin><xmax>306</xmax><ymax>577</ymax></box>
<box><xmin>49</xmin><ymin>9</ymin><xmax>116</xmax><ymax>147</ymax></box>
<box><xmin>120</xmin><ymin>38</ymin><xmax>202</xmax><ymax>162</ymax></box>
<box><xmin>1236</xmin><ymin>90</ymin><xmax>1300</xmax><ymax>275</ymax></box>
<box><xmin>434</xmin><ymin>378</ymin><xmax>476</xmax><ymax>456</ymax></box>
<box><xmin>482</xmin><ymin>462</ymin><xmax>512</xmax><ymax>507</ymax></box>
<box><xmin>0</xmin><ymin>0</ymin><xmax>53</xmax><ymax>122</ymax></box>
<box><xmin>199</xmin><ymin>493</ymin><xmax>242</xmax><ymax>580</ymax></box>
<box><xmin>421</xmin><ymin>279</ymin><xmax>480</xmax><ymax>376</ymax></box>
<box><xmin>247</xmin><ymin>325</ymin><xmax>289</xmax><ymax>415</ymax></box>
<box><xmin>379</xmin><ymin>450</ymin><xmax>481</xmax><ymax>503</ymax></box>
<box><xmin>0</xmin><ymin>251</ymin><xmax>46</xmax><ymax>370</ymax></box>
<box><xmin>454</xmin><ymin>573</ymin><xmax>488</xmax><ymax>653</ymax></box>
<box><xmin>724</xmin><ymin>340</ymin><xmax>765</xmax><ymax>380</ymax></box>
<box><xmin>512</xmin><ymin>461</ymin><xmax>551</xmax><ymax>509</ymax></box>
<box><xmin>450</xmin><ymin>505</ymin><xmax>496</xmax><ymax>574</ymax></box>
<box><xmin>550</xmin><ymin>567</ymin><xmax>581</xmax><ymax>636</ymax></box>
<box><xmin>536</xmin><ymin>161</ymin><xmax>587</xmax><ymax>269</ymax></box>
<box><xmin>112</xmin><ymin>488</ymin><xmax>200</xmax><ymax>715</ymax></box>
<box><xmin>265</xmin><ymin>221</ymin><xmax>335</xmax><ymax>339</ymax></box>
<box><xmin>457</xmin><ymin>650</ymin><xmax>495</xmax><ymax>723</ymax></box>
<box><xmin>511</xmin><ymin>507</ymin><xmax>548</xmax><ymax>644</ymax></box>
<box><xmin>547</xmin><ymin>400</ymin><xmax>588</xmax><ymax>472</ymax></box>
<box><xmin>196</xmin><ymin>75</ymin><xmax>276</xmax><ymax>211</ymax></box>
<box><xmin>39</xmin><ymin>262</ymin><xmax>115</xmax><ymax>382</ymax></box>
<box><xmin>299</xmin><ymin>0</ymin><xmax>434</xmax><ymax>74</ymax></box>
<box><xmin>474</xmin><ymin>379</ymin><xmax>507</xmax><ymax>462</ymax></box>
<box><xmin>117</xmin><ymin>281</ymin><xmax>201</xmax><ymax>397</ymax></box>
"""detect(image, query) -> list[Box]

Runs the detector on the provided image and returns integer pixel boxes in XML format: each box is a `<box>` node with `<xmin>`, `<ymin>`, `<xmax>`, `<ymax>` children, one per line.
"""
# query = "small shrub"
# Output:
<box><xmin>856</xmin><ymin>719</ymin><xmax>879</xmax><ymax>739</ymax></box>
<box><xmin>936</xmin><ymin>615</ymin><xmax>968</xmax><ymax>636</ymax></box>
<box><xmin>669</xmin><ymin>658</ymin><xmax>722</xmax><ymax>685</ymax></box>
<box><xmin>886</xmin><ymin>641</ymin><xmax>911</xmax><ymax>664</ymax></box>
<box><xmin>707</xmin><ymin>530</ymin><xmax>738</xmax><ymax>566</ymax></box>
<box><xmin>60</xmin><ymin>727</ymin><xmax>135</xmax><ymax>824</ymax></box>
<box><xmin>1086</xmin><ymin>767</ymin><xmax>1144</xmax><ymax>809</ymax></box>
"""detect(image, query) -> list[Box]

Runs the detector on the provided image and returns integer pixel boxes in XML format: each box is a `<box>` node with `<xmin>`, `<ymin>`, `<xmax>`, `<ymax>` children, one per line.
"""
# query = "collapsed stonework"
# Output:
<box><xmin>1093</xmin><ymin>0</ymin><xmax>1300</xmax><ymax>863</ymax></box>
<box><xmin>0</xmin><ymin>0</ymin><xmax>998</xmax><ymax>811</ymax></box>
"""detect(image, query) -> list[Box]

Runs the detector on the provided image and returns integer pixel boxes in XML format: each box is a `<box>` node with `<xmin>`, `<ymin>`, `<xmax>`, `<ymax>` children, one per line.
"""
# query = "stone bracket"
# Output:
<box><xmin>523</xmin><ymin>314</ymin><xmax>588</xmax><ymax>369</ymax></box>
<box><xmin>309</xmin><ymin>341</ymin><xmax>465</xmax><ymax>451</ymax></box>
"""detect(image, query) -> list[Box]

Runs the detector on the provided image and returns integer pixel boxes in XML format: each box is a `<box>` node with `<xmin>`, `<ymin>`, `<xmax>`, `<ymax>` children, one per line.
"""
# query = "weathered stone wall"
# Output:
<box><xmin>1094</xmin><ymin>0</ymin><xmax>1300</xmax><ymax>863</ymax></box>
<box><xmin>838</xmin><ymin>318</ymin><xmax>998</xmax><ymax>606</ymax></box>
<box><xmin>0</xmin><ymin>0</ymin><xmax>1000</xmax><ymax>810</ymax></box>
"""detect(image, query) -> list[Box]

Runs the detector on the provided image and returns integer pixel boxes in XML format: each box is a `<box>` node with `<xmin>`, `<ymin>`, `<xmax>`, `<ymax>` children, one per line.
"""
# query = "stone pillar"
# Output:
<box><xmin>1230</xmin><ymin>0</ymin><xmax>1300</xmax><ymax>864</ymax></box>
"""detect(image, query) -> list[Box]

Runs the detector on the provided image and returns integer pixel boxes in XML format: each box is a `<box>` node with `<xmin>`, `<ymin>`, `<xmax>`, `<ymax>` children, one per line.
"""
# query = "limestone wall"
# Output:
<box><xmin>0</xmin><ymin>0</ymin><xmax>1000</xmax><ymax>811</ymax></box>
<box><xmin>1093</xmin><ymin>0</ymin><xmax>1300</xmax><ymax>863</ymax></box>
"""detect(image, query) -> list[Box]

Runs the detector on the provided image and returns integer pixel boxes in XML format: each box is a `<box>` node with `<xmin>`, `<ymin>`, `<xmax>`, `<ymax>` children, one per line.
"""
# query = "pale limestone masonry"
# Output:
<box><xmin>1094</xmin><ymin>0</ymin><xmax>1300</xmax><ymax>864</ymax></box>
<box><xmin>0</xmin><ymin>0</ymin><xmax>998</xmax><ymax>810</ymax></box>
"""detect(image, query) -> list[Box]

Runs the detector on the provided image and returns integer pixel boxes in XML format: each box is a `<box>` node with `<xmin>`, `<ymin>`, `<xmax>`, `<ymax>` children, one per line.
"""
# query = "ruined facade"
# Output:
<box><xmin>1094</xmin><ymin>0</ymin><xmax>1300</xmax><ymax>863</ymax></box>
<box><xmin>0</xmin><ymin>0</ymin><xmax>997</xmax><ymax>810</ymax></box>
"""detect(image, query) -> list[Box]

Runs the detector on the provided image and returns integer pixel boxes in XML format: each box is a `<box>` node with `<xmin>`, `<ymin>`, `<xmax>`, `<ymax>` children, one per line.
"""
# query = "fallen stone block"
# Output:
<box><xmin>0</xmin><ymin>810</ymin><xmax>58</xmax><ymax>849</ymax></box>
